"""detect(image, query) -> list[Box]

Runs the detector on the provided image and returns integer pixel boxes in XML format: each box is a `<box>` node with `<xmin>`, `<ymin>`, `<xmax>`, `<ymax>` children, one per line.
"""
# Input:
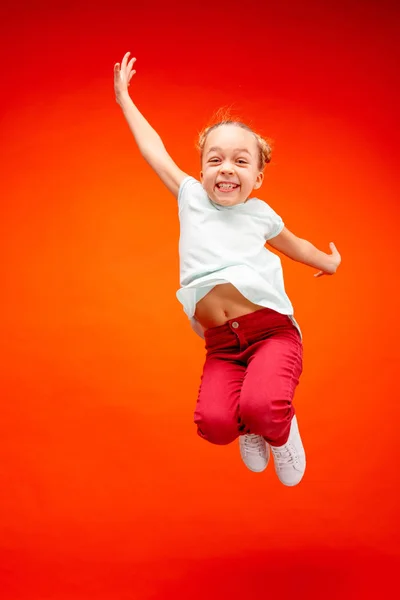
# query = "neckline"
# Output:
<box><xmin>208</xmin><ymin>197</ymin><xmax>253</xmax><ymax>211</ymax></box>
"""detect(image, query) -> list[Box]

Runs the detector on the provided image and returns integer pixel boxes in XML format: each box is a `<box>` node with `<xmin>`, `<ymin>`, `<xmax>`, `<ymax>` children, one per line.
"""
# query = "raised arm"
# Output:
<box><xmin>114</xmin><ymin>52</ymin><xmax>188</xmax><ymax>198</ymax></box>
<box><xmin>267</xmin><ymin>226</ymin><xmax>341</xmax><ymax>277</ymax></box>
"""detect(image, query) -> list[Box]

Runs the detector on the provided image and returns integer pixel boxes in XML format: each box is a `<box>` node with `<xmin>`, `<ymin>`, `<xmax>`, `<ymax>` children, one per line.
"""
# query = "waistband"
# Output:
<box><xmin>204</xmin><ymin>307</ymin><xmax>294</xmax><ymax>343</ymax></box>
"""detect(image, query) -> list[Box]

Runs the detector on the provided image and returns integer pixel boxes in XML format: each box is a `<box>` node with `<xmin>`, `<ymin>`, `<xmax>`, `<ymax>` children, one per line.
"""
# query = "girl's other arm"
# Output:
<box><xmin>267</xmin><ymin>227</ymin><xmax>341</xmax><ymax>277</ymax></box>
<box><xmin>114</xmin><ymin>52</ymin><xmax>188</xmax><ymax>198</ymax></box>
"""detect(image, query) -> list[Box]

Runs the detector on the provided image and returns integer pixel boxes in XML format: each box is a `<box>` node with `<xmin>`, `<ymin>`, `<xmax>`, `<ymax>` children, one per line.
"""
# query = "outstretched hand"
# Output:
<box><xmin>314</xmin><ymin>242</ymin><xmax>341</xmax><ymax>278</ymax></box>
<box><xmin>114</xmin><ymin>51</ymin><xmax>136</xmax><ymax>101</ymax></box>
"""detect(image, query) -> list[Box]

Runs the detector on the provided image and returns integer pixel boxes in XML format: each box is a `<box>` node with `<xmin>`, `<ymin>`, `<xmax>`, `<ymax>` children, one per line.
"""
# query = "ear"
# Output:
<box><xmin>253</xmin><ymin>172</ymin><xmax>264</xmax><ymax>190</ymax></box>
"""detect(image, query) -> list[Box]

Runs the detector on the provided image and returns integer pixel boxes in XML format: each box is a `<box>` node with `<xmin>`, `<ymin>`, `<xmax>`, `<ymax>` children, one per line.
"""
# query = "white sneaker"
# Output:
<box><xmin>270</xmin><ymin>416</ymin><xmax>306</xmax><ymax>486</ymax></box>
<box><xmin>239</xmin><ymin>434</ymin><xmax>270</xmax><ymax>473</ymax></box>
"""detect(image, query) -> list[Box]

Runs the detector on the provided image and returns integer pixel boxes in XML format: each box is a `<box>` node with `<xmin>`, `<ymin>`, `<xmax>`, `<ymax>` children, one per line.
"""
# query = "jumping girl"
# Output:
<box><xmin>114</xmin><ymin>52</ymin><xmax>341</xmax><ymax>486</ymax></box>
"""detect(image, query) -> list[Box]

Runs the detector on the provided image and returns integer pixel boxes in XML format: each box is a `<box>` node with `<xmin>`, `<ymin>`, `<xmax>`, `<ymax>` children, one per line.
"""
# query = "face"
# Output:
<box><xmin>200</xmin><ymin>125</ymin><xmax>264</xmax><ymax>206</ymax></box>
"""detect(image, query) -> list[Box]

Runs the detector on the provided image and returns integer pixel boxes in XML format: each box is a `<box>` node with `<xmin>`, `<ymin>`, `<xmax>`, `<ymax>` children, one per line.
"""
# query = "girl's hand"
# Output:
<box><xmin>314</xmin><ymin>242</ymin><xmax>341</xmax><ymax>278</ymax></box>
<box><xmin>114</xmin><ymin>51</ymin><xmax>136</xmax><ymax>102</ymax></box>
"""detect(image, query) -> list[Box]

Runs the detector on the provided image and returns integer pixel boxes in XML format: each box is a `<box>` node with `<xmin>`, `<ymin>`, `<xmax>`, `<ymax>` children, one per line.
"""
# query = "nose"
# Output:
<box><xmin>220</xmin><ymin>161</ymin><xmax>234</xmax><ymax>174</ymax></box>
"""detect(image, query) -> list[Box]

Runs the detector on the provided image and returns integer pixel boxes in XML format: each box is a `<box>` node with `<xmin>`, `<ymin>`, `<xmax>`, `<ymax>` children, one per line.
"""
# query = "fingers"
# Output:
<box><xmin>121</xmin><ymin>51</ymin><xmax>130</xmax><ymax>70</ymax></box>
<box><xmin>117</xmin><ymin>53</ymin><xmax>136</xmax><ymax>79</ymax></box>
<box><xmin>126</xmin><ymin>57</ymin><xmax>137</xmax><ymax>85</ymax></box>
<box><xmin>329</xmin><ymin>243</ymin><xmax>341</xmax><ymax>266</ymax></box>
<box><xmin>121</xmin><ymin>52</ymin><xmax>136</xmax><ymax>76</ymax></box>
<box><xmin>114</xmin><ymin>63</ymin><xmax>120</xmax><ymax>77</ymax></box>
<box><xmin>127</xmin><ymin>56</ymin><xmax>136</xmax><ymax>71</ymax></box>
<box><xmin>114</xmin><ymin>53</ymin><xmax>137</xmax><ymax>90</ymax></box>
<box><xmin>329</xmin><ymin>241</ymin><xmax>341</xmax><ymax>256</ymax></box>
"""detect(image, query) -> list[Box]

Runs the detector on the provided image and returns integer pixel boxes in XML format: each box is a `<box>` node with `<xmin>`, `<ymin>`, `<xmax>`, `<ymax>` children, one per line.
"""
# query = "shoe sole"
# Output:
<box><xmin>244</xmin><ymin>463</ymin><xmax>269</xmax><ymax>473</ymax></box>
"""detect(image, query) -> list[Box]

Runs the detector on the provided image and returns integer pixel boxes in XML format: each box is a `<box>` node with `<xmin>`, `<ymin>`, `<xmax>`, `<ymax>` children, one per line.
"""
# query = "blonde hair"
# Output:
<box><xmin>196</xmin><ymin>107</ymin><xmax>272</xmax><ymax>171</ymax></box>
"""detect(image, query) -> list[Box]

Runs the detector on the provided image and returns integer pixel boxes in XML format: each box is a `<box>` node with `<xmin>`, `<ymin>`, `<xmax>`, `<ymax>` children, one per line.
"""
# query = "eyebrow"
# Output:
<box><xmin>206</xmin><ymin>146</ymin><xmax>252</xmax><ymax>156</ymax></box>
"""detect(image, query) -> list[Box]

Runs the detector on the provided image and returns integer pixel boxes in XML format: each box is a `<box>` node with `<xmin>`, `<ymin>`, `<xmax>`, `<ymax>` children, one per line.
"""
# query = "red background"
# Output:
<box><xmin>1</xmin><ymin>1</ymin><xmax>399</xmax><ymax>598</ymax></box>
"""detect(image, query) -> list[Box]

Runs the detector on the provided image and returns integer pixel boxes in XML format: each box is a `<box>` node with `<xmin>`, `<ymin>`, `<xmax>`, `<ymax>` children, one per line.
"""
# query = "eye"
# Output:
<box><xmin>209</xmin><ymin>158</ymin><xmax>220</xmax><ymax>163</ymax></box>
<box><xmin>237</xmin><ymin>159</ymin><xmax>247</xmax><ymax>164</ymax></box>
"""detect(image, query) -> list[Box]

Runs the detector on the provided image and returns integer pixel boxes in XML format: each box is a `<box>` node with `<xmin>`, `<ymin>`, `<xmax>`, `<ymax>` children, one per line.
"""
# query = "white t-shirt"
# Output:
<box><xmin>176</xmin><ymin>176</ymin><xmax>301</xmax><ymax>339</ymax></box>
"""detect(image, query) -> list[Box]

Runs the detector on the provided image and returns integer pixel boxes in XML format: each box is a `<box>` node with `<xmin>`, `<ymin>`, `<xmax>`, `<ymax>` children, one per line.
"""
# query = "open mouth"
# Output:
<box><xmin>215</xmin><ymin>182</ymin><xmax>240</xmax><ymax>193</ymax></box>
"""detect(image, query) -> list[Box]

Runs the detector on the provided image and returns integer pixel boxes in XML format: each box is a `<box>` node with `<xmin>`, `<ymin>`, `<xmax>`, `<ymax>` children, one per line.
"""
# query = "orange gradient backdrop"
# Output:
<box><xmin>1</xmin><ymin>1</ymin><xmax>399</xmax><ymax>598</ymax></box>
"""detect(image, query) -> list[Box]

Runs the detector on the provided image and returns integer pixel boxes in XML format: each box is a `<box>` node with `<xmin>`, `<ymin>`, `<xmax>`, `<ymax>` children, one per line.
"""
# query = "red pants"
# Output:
<box><xmin>194</xmin><ymin>308</ymin><xmax>303</xmax><ymax>447</ymax></box>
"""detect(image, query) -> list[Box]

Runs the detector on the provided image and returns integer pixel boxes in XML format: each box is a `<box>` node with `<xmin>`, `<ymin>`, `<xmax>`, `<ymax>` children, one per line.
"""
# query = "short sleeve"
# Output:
<box><xmin>177</xmin><ymin>176</ymin><xmax>203</xmax><ymax>212</ymax></box>
<box><xmin>263</xmin><ymin>203</ymin><xmax>284</xmax><ymax>240</ymax></box>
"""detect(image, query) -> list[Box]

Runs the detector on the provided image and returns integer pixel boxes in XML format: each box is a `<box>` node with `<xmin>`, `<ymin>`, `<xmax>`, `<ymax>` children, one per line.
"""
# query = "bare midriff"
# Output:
<box><xmin>194</xmin><ymin>283</ymin><xmax>265</xmax><ymax>330</ymax></box>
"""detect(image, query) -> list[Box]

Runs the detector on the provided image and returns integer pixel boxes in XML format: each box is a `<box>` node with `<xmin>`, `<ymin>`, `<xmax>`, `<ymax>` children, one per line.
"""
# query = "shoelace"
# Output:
<box><xmin>271</xmin><ymin>442</ymin><xmax>299</xmax><ymax>468</ymax></box>
<box><xmin>243</xmin><ymin>434</ymin><xmax>266</xmax><ymax>456</ymax></box>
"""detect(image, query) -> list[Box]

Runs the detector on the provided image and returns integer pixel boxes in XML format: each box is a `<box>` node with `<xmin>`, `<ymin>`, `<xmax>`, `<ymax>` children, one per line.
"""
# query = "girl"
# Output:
<box><xmin>114</xmin><ymin>52</ymin><xmax>341</xmax><ymax>487</ymax></box>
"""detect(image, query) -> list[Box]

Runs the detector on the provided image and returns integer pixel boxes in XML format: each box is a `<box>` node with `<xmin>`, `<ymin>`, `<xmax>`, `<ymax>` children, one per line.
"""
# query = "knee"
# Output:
<box><xmin>194</xmin><ymin>409</ymin><xmax>238</xmax><ymax>445</ymax></box>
